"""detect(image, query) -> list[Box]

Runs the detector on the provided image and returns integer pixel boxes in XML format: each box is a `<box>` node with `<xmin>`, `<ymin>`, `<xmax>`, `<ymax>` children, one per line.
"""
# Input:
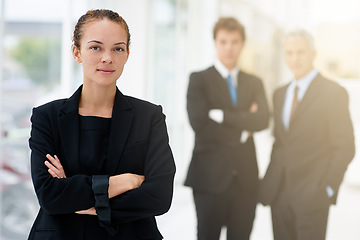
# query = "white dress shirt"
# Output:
<box><xmin>211</xmin><ymin>59</ymin><xmax>248</xmax><ymax>143</ymax></box>
<box><xmin>209</xmin><ymin>59</ymin><xmax>240</xmax><ymax>124</ymax></box>
<box><xmin>214</xmin><ymin>58</ymin><xmax>238</xmax><ymax>87</ymax></box>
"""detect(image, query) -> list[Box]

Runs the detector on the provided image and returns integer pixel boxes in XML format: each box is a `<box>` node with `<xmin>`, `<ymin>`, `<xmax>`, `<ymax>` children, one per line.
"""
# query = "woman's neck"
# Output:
<box><xmin>79</xmin><ymin>83</ymin><xmax>116</xmax><ymax>118</ymax></box>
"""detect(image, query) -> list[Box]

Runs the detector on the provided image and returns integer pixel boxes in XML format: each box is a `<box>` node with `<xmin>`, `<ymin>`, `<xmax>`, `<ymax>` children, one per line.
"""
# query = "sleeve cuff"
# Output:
<box><xmin>326</xmin><ymin>185</ymin><xmax>334</xmax><ymax>198</ymax></box>
<box><xmin>92</xmin><ymin>175</ymin><xmax>118</xmax><ymax>236</ymax></box>
<box><xmin>209</xmin><ymin>109</ymin><xmax>224</xmax><ymax>123</ymax></box>
<box><xmin>92</xmin><ymin>175</ymin><xmax>110</xmax><ymax>209</ymax></box>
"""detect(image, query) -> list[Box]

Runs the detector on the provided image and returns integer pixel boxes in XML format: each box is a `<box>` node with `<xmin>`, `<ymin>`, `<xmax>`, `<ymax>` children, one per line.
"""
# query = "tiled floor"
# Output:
<box><xmin>157</xmin><ymin>130</ymin><xmax>360</xmax><ymax>240</ymax></box>
<box><xmin>157</xmin><ymin>182</ymin><xmax>360</xmax><ymax>240</ymax></box>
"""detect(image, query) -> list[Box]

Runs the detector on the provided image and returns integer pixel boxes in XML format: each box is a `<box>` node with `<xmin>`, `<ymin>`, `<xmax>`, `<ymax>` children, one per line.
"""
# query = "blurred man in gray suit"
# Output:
<box><xmin>259</xmin><ymin>30</ymin><xmax>355</xmax><ymax>240</ymax></box>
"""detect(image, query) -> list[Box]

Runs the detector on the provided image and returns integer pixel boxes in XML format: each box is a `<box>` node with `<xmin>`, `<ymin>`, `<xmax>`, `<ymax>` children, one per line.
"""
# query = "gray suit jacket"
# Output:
<box><xmin>259</xmin><ymin>73</ymin><xmax>355</xmax><ymax>207</ymax></box>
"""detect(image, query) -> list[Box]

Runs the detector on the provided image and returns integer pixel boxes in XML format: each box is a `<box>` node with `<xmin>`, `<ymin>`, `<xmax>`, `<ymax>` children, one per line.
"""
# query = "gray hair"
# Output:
<box><xmin>284</xmin><ymin>29</ymin><xmax>315</xmax><ymax>50</ymax></box>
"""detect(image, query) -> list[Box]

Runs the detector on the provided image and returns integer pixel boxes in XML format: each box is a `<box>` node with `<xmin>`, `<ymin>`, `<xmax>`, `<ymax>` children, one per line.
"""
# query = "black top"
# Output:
<box><xmin>79</xmin><ymin>115</ymin><xmax>116</xmax><ymax>236</ymax></box>
<box><xmin>79</xmin><ymin>115</ymin><xmax>111</xmax><ymax>175</ymax></box>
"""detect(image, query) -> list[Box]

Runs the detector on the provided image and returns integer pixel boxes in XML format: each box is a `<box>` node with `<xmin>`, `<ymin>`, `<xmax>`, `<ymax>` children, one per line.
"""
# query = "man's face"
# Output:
<box><xmin>284</xmin><ymin>35</ymin><xmax>316</xmax><ymax>80</ymax></box>
<box><xmin>214</xmin><ymin>29</ymin><xmax>244</xmax><ymax>70</ymax></box>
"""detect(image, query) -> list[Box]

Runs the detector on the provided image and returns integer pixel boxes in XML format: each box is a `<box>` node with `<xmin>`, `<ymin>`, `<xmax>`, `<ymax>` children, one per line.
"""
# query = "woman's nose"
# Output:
<box><xmin>101</xmin><ymin>51</ymin><xmax>113</xmax><ymax>63</ymax></box>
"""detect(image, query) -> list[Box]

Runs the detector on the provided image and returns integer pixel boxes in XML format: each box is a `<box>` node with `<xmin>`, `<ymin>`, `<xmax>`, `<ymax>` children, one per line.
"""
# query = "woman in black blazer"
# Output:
<box><xmin>28</xmin><ymin>9</ymin><xmax>175</xmax><ymax>240</ymax></box>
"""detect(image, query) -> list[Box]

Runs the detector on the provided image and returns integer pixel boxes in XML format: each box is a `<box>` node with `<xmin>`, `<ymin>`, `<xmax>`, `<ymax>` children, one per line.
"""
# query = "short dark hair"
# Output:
<box><xmin>213</xmin><ymin>17</ymin><xmax>245</xmax><ymax>41</ymax></box>
<box><xmin>73</xmin><ymin>9</ymin><xmax>131</xmax><ymax>49</ymax></box>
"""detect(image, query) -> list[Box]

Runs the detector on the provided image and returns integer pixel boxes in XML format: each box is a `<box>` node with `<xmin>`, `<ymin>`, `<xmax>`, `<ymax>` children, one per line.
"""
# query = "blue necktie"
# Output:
<box><xmin>227</xmin><ymin>74</ymin><xmax>237</xmax><ymax>105</ymax></box>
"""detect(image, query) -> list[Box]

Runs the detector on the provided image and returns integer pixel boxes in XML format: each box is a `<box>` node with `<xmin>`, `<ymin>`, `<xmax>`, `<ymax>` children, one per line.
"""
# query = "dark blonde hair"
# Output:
<box><xmin>213</xmin><ymin>17</ymin><xmax>245</xmax><ymax>41</ymax></box>
<box><xmin>73</xmin><ymin>9</ymin><xmax>131</xmax><ymax>49</ymax></box>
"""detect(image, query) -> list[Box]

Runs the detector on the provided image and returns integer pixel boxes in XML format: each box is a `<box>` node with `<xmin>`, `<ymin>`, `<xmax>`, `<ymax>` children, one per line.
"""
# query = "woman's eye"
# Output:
<box><xmin>115</xmin><ymin>47</ymin><xmax>125</xmax><ymax>52</ymax></box>
<box><xmin>90</xmin><ymin>46</ymin><xmax>100</xmax><ymax>51</ymax></box>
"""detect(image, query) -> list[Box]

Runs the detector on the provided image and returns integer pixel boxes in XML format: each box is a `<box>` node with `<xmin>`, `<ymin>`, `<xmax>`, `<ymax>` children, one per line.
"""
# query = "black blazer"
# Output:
<box><xmin>184</xmin><ymin>66</ymin><xmax>270</xmax><ymax>194</ymax></box>
<box><xmin>28</xmin><ymin>86</ymin><xmax>176</xmax><ymax>240</ymax></box>
<box><xmin>259</xmin><ymin>73</ymin><xmax>355</xmax><ymax>207</ymax></box>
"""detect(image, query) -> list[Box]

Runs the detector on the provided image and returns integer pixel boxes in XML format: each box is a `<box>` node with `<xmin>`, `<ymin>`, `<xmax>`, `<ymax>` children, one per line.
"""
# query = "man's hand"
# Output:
<box><xmin>209</xmin><ymin>109</ymin><xmax>224</xmax><ymax>123</ymax></box>
<box><xmin>245</xmin><ymin>102</ymin><xmax>258</xmax><ymax>140</ymax></box>
<box><xmin>249</xmin><ymin>102</ymin><xmax>258</xmax><ymax>113</ymax></box>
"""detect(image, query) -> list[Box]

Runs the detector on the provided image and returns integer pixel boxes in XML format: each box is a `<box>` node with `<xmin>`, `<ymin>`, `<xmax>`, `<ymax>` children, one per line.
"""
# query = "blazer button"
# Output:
<box><xmin>232</xmin><ymin>170</ymin><xmax>238</xmax><ymax>176</ymax></box>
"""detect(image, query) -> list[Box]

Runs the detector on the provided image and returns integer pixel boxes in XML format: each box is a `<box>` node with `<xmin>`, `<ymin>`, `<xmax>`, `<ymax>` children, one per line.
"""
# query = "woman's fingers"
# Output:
<box><xmin>54</xmin><ymin>155</ymin><xmax>66</xmax><ymax>178</ymax></box>
<box><xmin>75</xmin><ymin>207</ymin><xmax>97</xmax><ymax>215</ymax></box>
<box><xmin>128</xmin><ymin>174</ymin><xmax>145</xmax><ymax>188</ymax></box>
<box><xmin>138</xmin><ymin>175</ymin><xmax>145</xmax><ymax>184</ymax></box>
<box><xmin>46</xmin><ymin>154</ymin><xmax>62</xmax><ymax>171</ymax></box>
<box><xmin>44</xmin><ymin>160</ymin><xmax>60</xmax><ymax>178</ymax></box>
<box><xmin>46</xmin><ymin>166</ymin><xmax>58</xmax><ymax>178</ymax></box>
<box><xmin>45</xmin><ymin>154</ymin><xmax>66</xmax><ymax>178</ymax></box>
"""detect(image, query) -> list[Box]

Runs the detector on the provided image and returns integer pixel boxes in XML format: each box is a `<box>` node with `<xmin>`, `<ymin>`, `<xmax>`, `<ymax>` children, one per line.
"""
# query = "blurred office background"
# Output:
<box><xmin>0</xmin><ymin>0</ymin><xmax>360</xmax><ymax>239</ymax></box>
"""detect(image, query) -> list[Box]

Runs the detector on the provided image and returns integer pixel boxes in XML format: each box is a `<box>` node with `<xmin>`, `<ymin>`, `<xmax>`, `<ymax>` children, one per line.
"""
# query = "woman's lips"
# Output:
<box><xmin>97</xmin><ymin>68</ymin><xmax>115</xmax><ymax>74</ymax></box>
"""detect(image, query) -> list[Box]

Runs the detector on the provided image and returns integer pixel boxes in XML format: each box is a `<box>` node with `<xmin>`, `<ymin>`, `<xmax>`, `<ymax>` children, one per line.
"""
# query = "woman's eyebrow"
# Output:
<box><xmin>114</xmin><ymin>42</ymin><xmax>127</xmax><ymax>46</ymax></box>
<box><xmin>87</xmin><ymin>40</ymin><xmax>126</xmax><ymax>46</ymax></box>
<box><xmin>87</xmin><ymin>40</ymin><xmax>103</xmax><ymax>44</ymax></box>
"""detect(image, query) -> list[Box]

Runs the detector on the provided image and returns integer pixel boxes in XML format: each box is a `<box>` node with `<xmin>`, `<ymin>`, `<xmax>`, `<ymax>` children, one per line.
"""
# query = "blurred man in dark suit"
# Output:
<box><xmin>185</xmin><ymin>17</ymin><xmax>270</xmax><ymax>240</ymax></box>
<box><xmin>259</xmin><ymin>29</ymin><xmax>355</xmax><ymax>240</ymax></box>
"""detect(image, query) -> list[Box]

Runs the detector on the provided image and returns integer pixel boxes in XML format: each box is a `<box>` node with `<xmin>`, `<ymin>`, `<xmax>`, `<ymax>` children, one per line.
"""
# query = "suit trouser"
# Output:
<box><xmin>271</xmin><ymin>189</ymin><xmax>330</xmax><ymax>240</ymax></box>
<box><xmin>193</xmin><ymin>179</ymin><xmax>257</xmax><ymax>240</ymax></box>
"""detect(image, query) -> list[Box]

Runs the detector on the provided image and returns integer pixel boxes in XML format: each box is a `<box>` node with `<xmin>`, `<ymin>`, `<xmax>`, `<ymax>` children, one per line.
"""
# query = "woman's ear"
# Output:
<box><xmin>125</xmin><ymin>49</ymin><xmax>130</xmax><ymax>62</ymax></box>
<box><xmin>72</xmin><ymin>45</ymin><xmax>82</xmax><ymax>63</ymax></box>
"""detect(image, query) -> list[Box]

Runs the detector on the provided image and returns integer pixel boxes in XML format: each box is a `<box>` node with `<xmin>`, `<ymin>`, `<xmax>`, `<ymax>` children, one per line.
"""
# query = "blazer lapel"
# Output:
<box><xmin>58</xmin><ymin>86</ymin><xmax>82</xmax><ymax>176</ymax></box>
<box><xmin>106</xmin><ymin>89</ymin><xmax>134</xmax><ymax>175</ymax></box>
<box><xmin>290</xmin><ymin>74</ymin><xmax>322</xmax><ymax>125</ymax></box>
<box><xmin>236</xmin><ymin>71</ymin><xmax>252</xmax><ymax>109</ymax></box>
<box><xmin>210</xmin><ymin>66</ymin><xmax>233</xmax><ymax>107</ymax></box>
<box><xmin>276</xmin><ymin>85</ymin><xmax>289</xmax><ymax>136</ymax></box>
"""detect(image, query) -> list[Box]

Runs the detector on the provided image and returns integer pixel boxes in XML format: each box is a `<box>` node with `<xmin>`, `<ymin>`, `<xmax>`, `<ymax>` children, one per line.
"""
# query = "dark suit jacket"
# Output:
<box><xmin>259</xmin><ymin>73</ymin><xmax>355</xmax><ymax>207</ymax></box>
<box><xmin>184</xmin><ymin>66</ymin><xmax>270</xmax><ymax>194</ymax></box>
<box><xmin>28</xmin><ymin>86</ymin><xmax>176</xmax><ymax>240</ymax></box>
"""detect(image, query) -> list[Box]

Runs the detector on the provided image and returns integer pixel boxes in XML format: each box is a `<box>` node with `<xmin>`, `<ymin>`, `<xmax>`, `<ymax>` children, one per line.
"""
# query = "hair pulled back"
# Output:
<box><xmin>73</xmin><ymin>9</ymin><xmax>131</xmax><ymax>49</ymax></box>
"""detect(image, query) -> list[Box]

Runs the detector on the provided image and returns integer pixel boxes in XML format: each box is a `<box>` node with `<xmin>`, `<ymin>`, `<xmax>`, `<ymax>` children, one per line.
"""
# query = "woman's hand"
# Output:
<box><xmin>44</xmin><ymin>154</ymin><xmax>66</xmax><ymax>178</ymax></box>
<box><xmin>108</xmin><ymin>173</ymin><xmax>145</xmax><ymax>198</ymax></box>
<box><xmin>76</xmin><ymin>207</ymin><xmax>97</xmax><ymax>215</ymax></box>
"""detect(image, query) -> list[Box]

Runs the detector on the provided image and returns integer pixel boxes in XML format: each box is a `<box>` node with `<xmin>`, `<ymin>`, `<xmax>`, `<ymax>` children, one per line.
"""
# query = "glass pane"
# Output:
<box><xmin>0</xmin><ymin>1</ymin><xmax>64</xmax><ymax>239</ymax></box>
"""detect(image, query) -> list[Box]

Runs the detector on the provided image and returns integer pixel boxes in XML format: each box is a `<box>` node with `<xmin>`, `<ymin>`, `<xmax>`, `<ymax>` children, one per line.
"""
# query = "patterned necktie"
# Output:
<box><xmin>289</xmin><ymin>86</ymin><xmax>299</xmax><ymax>123</ymax></box>
<box><xmin>227</xmin><ymin>74</ymin><xmax>237</xmax><ymax>105</ymax></box>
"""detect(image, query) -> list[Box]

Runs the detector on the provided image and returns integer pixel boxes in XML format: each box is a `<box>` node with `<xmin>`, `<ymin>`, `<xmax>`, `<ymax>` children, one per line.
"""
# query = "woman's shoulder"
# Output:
<box><xmin>123</xmin><ymin>95</ymin><xmax>159</xmax><ymax>110</ymax></box>
<box><xmin>34</xmin><ymin>98</ymin><xmax>67</xmax><ymax>110</ymax></box>
<box><xmin>32</xmin><ymin>98</ymin><xmax>69</xmax><ymax>117</ymax></box>
<box><xmin>121</xmin><ymin>95</ymin><xmax>163</xmax><ymax>117</ymax></box>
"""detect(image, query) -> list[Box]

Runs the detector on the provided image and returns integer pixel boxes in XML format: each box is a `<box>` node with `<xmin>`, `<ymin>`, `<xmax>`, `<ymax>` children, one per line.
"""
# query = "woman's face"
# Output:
<box><xmin>72</xmin><ymin>18</ymin><xmax>129</xmax><ymax>87</ymax></box>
